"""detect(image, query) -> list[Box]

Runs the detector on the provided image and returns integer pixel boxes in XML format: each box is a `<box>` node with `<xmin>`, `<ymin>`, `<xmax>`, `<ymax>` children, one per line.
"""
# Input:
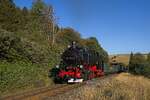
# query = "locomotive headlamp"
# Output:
<box><xmin>67</xmin><ymin>45</ymin><xmax>71</xmax><ymax>48</ymax></box>
<box><xmin>80</xmin><ymin>65</ymin><xmax>83</xmax><ymax>68</ymax></box>
<box><xmin>56</xmin><ymin>65</ymin><xmax>59</xmax><ymax>68</ymax></box>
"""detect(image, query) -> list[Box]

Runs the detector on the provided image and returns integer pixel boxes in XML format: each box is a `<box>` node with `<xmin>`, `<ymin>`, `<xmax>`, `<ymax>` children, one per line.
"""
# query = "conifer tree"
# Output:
<box><xmin>0</xmin><ymin>0</ymin><xmax>21</xmax><ymax>32</ymax></box>
<box><xmin>147</xmin><ymin>53</ymin><xmax>150</xmax><ymax>64</ymax></box>
<box><xmin>128</xmin><ymin>52</ymin><xmax>134</xmax><ymax>72</ymax></box>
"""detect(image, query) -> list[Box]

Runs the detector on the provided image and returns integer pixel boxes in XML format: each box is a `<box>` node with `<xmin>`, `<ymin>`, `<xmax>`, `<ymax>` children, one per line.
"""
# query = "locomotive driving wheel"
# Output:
<box><xmin>88</xmin><ymin>72</ymin><xmax>95</xmax><ymax>80</ymax></box>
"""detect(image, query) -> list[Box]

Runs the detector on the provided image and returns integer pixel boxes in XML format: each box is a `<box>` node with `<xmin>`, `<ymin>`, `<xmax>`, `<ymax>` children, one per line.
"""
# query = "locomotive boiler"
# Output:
<box><xmin>50</xmin><ymin>42</ymin><xmax>104</xmax><ymax>83</ymax></box>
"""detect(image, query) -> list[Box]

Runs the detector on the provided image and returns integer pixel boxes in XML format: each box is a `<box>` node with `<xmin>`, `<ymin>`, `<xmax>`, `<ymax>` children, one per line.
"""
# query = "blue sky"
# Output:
<box><xmin>14</xmin><ymin>0</ymin><xmax>150</xmax><ymax>54</ymax></box>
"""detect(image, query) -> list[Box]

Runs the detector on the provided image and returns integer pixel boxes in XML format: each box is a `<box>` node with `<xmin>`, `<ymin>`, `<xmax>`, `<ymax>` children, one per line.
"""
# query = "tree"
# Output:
<box><xmin>31</xmin><ymin>0</ymin><xmax>46</xmax><ymax>15</ymax></box>
<box><xmin>41</xmin><ymin>5</ymin><xmax>56</xmax><ymax>45</ymax></box>
<box><xmin>133</xmin><ymin>53</ymin><xmax>146</xmax><ymax>64</ymax></box>
<box><xmin>129</xmin><ymin>53</ymin><xmax>146</xmax><ymax>74</ymax></box>
<box><xmin>19</xmin><ymin>7</ymin><xmax>29</xmax><ymax>31</ymax></box>
<box><xmin>0</xmin><ymin>29</ymin><xmax>24</xmax><ymax>61</ymax></box>
<box><xmin>22</xmin><ymin>7</ymin><xmax>28</xmax><ymax>15</ymax></box>
<box><xmin>0</xmin><ymin>0</ymin><xmax>22</xmax><ymax>32</ymax></box>
<box><xmin>30</xmin><ymin>0</ymin><xmax>46</xmax><ymax>33</ymax></box>
<box><xmin>31</xmin><ymin>1</ymin><xmax>56</xmax><ymax>46</ymax></box>
<box><xmin>83</xmin><ymin>37</ymin><xmax>108</xmax><ymax>63</ymax></box>
<box><xmin>52</xmin><ymin>25</ymin><xmax>60</xmax><ymax>46</ymax></box>
<box><xmin>129</xmin><ymin>52</ymin><xmax>134</xmax><ymax>72</ymax></box>
<box><xmin>144</xmin><ymin>53</ymin><xmax>150</xmax><ymax>77</ymax></box>
<box><xmin>56</xmin><ymin>27</ymin><xmax>81</xmax><ymax>46</ymax></box>
<box><xmin>84</xmin><ymin>37</ymin><xmax>101</xmax><ymax>51</ymax></box>
<box><xmin>147</xmin><ymin>53</ymin><xmax>150</xmax><ymax>63</ymax></box>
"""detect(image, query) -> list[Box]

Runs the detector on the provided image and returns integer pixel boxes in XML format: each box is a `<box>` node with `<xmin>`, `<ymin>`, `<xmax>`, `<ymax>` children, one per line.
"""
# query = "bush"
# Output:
<box><xmin>0</xmin><ymin>29</ymin><xmax>25</xmax><ymax>61</ymax></box>
<box><xmin>129</xmin><ymin>52</ymin><xmax>150</xmax><ymax>78</ymax></box>
<box><xmin>0</xmin><ymin>29</ymin><xmax>53</xmax><ymax>64</ymax></box>
<box><xmin>143</xmin><ymin>64</ymin><xmax>150</xmax><ymax>78</ymax></box>
<box><xmin>0</xmin><ymin>61</ymin><xmax>48</xmax><ymax>94</ymax></box>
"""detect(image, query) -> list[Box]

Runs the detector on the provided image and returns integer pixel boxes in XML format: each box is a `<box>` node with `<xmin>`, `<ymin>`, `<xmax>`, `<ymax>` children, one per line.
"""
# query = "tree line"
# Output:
<box><xmin>129</xmin><ymin>52</ymin><xmax>150</xmax><ymax>78</ymax></box>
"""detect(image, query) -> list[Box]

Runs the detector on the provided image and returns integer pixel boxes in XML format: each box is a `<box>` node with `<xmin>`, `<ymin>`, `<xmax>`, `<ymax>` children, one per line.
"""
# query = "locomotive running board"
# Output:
<box><xmin>68</xmin><ymin>78</ymin><xmax>83</xmax><ymax>83</ymax></box>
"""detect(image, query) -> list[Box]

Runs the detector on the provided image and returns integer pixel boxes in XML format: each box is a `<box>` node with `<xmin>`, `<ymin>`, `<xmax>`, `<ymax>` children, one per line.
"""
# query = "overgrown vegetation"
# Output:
<box><xmin>0</xmin><ymin>0</ymin><xmax>108</xmax><ymax>94</ymax></box>
<box><xmin>129</xmin><ymin>52</ymin><xmax>150</xmax><ymax>78</ymax></box>
<box><xmin>0</xmin><ymin>61</ymin><xmax>52</xmax><ymax>94</ymax></box>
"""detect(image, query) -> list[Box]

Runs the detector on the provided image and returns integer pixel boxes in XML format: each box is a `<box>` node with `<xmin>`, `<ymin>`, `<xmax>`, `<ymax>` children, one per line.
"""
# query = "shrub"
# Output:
<box><xmin>0</xmin><ymin>61</ymin><xmax>47</xmax><ymax>94</ymax></box>
<box><xmin>0</xmin><ymin>29</ymin><xmax>53</xmax><ymax>65</ymax></box>
<box><xmin>0</xmin><ymin>29</ymin><xmax>25</xmax><ymax>61</ymax></box>
<box><xmin>129</xmin><ymin>52</ymin><xmax>150</xmax><ymax>78</ymax></box>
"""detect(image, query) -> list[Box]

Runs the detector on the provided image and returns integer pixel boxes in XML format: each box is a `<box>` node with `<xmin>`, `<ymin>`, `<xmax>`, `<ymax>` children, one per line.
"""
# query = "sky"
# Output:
<box><xmin>14</xmin><ymin>0</ymin><xmax>150</xmax><ymax>54</ymax></box>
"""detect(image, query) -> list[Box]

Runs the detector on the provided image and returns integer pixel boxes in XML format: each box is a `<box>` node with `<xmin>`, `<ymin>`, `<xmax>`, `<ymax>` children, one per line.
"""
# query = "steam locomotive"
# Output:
<box><xmin>49</xmin><ymin>42</ymin><xmax>126</xmax><ymax>83</ymax></box>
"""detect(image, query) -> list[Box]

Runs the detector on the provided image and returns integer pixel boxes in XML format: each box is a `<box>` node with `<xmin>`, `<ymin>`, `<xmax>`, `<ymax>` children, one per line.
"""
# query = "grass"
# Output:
<box><xmin>49</xmin><ymin>73</ymin><xmax>150</xmax><ymax>100</ymax></box>
<box><xmin>0</xmin><ymin>61</ymin><xmax>54</xmax><ymax>96</ymax></box>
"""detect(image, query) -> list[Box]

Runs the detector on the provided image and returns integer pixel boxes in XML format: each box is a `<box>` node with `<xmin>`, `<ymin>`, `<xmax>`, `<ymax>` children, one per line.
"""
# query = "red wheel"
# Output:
<box><xmin>88</xmin><ymin>72</ymin><xmax>95</xmax><ymax>80</ymax></box>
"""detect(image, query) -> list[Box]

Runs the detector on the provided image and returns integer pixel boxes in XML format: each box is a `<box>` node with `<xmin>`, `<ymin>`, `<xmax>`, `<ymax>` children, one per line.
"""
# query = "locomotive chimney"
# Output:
<box><xmin>72</xmin><ymin>41</ymin><xmax>76</xmax><ymax>48</ymax></box>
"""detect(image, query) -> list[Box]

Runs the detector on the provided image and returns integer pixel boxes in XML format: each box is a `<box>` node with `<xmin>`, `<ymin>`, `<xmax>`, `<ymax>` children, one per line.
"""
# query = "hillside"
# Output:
<box><xmin>109</xmin><ymin>54</ymin><xmax>130</xmax><ymax>66</ymax></box>
<box><xmin>109</xmin><ymin>54</ymin><xmax>148</xmax><ymax>66</ymax></box>
<box><xmin>0</xmin><ymin>0</ymin><xmax>108</xmax><ymax>95</ymax></box>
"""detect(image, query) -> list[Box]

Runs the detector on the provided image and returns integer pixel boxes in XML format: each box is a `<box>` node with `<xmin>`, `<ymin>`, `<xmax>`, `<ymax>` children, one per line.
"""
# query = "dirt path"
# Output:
<box><xmin>0</xmin><ymin>82</ymin><xmax>85</xmax><ymax>100</ymax></box>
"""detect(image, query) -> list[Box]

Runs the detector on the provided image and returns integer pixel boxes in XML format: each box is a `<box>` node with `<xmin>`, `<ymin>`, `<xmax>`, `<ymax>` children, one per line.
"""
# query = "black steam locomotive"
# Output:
<box><xmin>49</xmin><ymin>42</ymin><xmax>126</xmax><ymax>83</ymax></box>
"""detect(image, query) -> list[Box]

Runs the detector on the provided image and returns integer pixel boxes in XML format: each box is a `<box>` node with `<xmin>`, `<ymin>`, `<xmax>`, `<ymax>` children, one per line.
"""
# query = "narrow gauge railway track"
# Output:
<box><xmin>0</xmin><ymin>74</ymin><xmax>118</xmax><ymax>100</ymax></box>
<box><xmin>0</xmin><ymin>83</ymin><xmax>84</xmax><ymax>100</ymax></box>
